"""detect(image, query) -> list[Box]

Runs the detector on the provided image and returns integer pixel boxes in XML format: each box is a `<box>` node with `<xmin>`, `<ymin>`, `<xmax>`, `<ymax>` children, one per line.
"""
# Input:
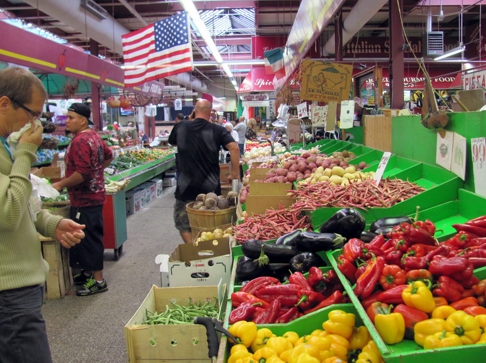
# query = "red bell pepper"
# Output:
<box><xmin>302</xmin><ymin>290</ymin><xmax>347</xmax><ymax>314</ymax></box>
<box><xmin>407</xmin><ymin>243</ymin><xmax>438</xmax><ymax>258</ymax></box>
<box><xmin>413</xmin><ymin>219</ymin><xmax>436</xmax><ymax>236</ymax></box>
<box><xmin>343</xmin><ymin>238</ymin><xmax>364</xmax><ymax>262</ymax></box>
<box><xmin>434</xmin><ymin>296</ymin><xmax>449</xmax><ymax>307</ymax></box>
<box><xmin>381</xmin><ymin>239</ymin><xmax>395</xmax><ymax>252</ymax></box>
<box><xmin>466</xmin><ymin>215</ymin><xmax>486</xmax><ymax>225</ymax></box>
<box><xmin>432</xmin><ymin>275</ymin><xmax>464</xmax><ymax>303</ymax></box>
<box><xmin>307</xmin><ymin>267</ymin><xmax>325</xmax><ymax>292</ymax></box>
<box><xmin>361</xmin><ymin>289</ymin><xmax>384</xmax><ymax>309</ymax></box>
<box><xmin>405</xmin><ymin>269</ymin><xmax>434</xmax><ymax>284</ymax></box>
<box><xmin>378</xmin><ymin>284</ymin><xmax>408</xmax><ymax>304</ymax></box>
<box><xmin>368</xmin><ymin>234</ymin><xmax>386</xmax><ymax>249</ymax></box>
<box><xmin>403</xmin><ymin>225</ymin><xmax>438</xmax><ymax>246</ymax></box>
<box><xmin>425</xmin><ymin>244</ymin><xmax>452</xmax><ymax>262</ymax></box>
<box><xmin>450</xmin><ymin>296</ymin><xmax>479</xmax><ymax>310</ymax></box>
<box><xmin>231</xmin><ymin>291</ymin><xmax>270</xmax><ymax>308</ymax></box>
<box><xmin>393</xmin><ymin>238</ymin><xmax>410</xmax><ymax>253</ymax></box>
<box><xmin>289</xmin><ymin>271</ymin><xmax>313</xmax><ymax>291</ymax></box>
<box><xmin>355</xmin><ymin>262</ymin><xmax>368</xmax><ymax>280</ymax></box>
<box><xmin>462</xmin><ymin>288</ymin><xmax>476</xmax><ymax>298</ymax></box>
<box><xmin>367</xmin><ymin>301</ymin><xmax>391</xmax><ymax>323</ymax></box>
<box><xmin>456</xmin><ymin>275</ymin><xmax>480</xmax><ymax>289</ymax></box>
<box><xmin>450</xmin><ymin>261</ymin><xmax>474</xmax><ymax>281</ymax></box>
<box><xmin>444</xmin><ymin>231</ymin><xmax>476</xmax><ymax>250</ymax></box>
<box><xmin>402</xmin><ymin>255</ymin><xmax>427</xmax><ymax>271</ymax></box>
<box><xmin>466</xmin><ymin>237</ymin><xmax>486</xmax><ymax>248</ymax></box>
<box><xmin>361</xmin><ymin>245</ymin><xmax>384</xmax><ymax>259</ymax></box>
<box><xmin>240</xmin><ymin>276</ymin><xmax>280</xmax><ymax>295</ymax></box>
<box><xmin>229</xmin><ymin>302</ymin><xmax>257</xmax><ymax>324</ymax></box>
<box><xmin>354</xmin><ymin>256</ymin><xmax>385</xmax><ymax>299</ymax></box>
<box><xmin>275</xmin><ymin>306</ymin><xmax>299</xmax><ymax>323</ymax></box>
<box><xmin>337</xmin><ymin>255</ymin><xmax>357</xmax><ymax>284</ymax></box>
<box><xmin>254</xmin><ymin>284</ymin><xmax>302</xmax><ymax>307</ymax></box>
<box><xmin>468</xmin><ymin>257</ymin><xmax>486</xmax><ymax>269</ymax></box>
<box><xmin>296</xmin><ymin>290</ymin><xmax>325</xmax><ymax>311</ymax></box>
<box><xmin>453</xmin><ymin>223</ymin><xmax>486</xmax><ymax>237</ymax></box>
<box><xmin>428</xmin><ymin>256</ymin><xmax>469</xmax><ymax>276</ymax></box>
<box><xmin>463</xmin><ymin>306</ymin><xmax>486</xmax><ymax>316</ymax></box>
<box><xmin>393</xmin><ymin>304</ymin><xmax>429</xmax><ymax>340</ymax></box>
<box><xmin>385</xmin><ymin>250</ymin><xmax>403</xmax><ymax>266</ymax></box>
<box><xmin>322</xmin><ymin>269</ymin><xmax>339</xmax><ymax>286</ymax></box>
<box><xmin>253</xmin><ymin>297</ymin><xmax>281</xmax><ymax>324</ymax></box>
<box><xmin>379</xmin><ymin>264</ymin><xmax>406</xmax><ymax>290</ymax></box>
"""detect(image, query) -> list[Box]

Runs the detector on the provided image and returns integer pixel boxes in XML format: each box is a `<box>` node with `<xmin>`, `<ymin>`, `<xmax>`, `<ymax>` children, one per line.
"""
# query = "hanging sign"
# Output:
<box><xmin>297</xmin><ymin>102</ymin><xmax>308</xmax><ymax>118</ymax></box>
<box><xmin>339</xmin><ymin>100</ymin><xmax>354</xmax><ymax>129</ymax></box>
<box><xmin>311</xmin><ymin>105</ymin><xmax>327</xmax><ymax>126</ymax></box>
<box><xmin>174</xmin><ymin>99</ymin><xmax>182</xmax><ymax>110</ymax></box>
<box><xmin>472</xmin><ymin>137</ymin><xmax>486</xmax><ymax>197</ymax></box>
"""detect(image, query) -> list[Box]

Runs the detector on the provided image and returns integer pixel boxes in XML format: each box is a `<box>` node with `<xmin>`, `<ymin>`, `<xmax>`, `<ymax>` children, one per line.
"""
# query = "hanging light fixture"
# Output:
<box><xmin>434</xmin><ymin>43</ymin><xmax>465</xmax><ymax>60</ymax></box>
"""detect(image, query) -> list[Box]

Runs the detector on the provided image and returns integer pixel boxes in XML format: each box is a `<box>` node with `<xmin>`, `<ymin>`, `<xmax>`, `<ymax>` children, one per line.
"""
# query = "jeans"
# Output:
<box><xmin>238</xmin><ymin>143</ymin><xmax>244</xmax><ymax>156</ymax></box>
<box><xmin>0</xmin><ymin>285</ymin><xmax>52</xmax><ymax>363</ymax></box>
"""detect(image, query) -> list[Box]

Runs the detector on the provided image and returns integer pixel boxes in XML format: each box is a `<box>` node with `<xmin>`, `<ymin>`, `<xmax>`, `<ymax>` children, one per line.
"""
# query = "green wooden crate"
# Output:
<box><xmin>326</xmin><ymin>249</ymin><xmax>486</xmax><ymax>363</ymax></box>
<box><xmin>308</xmin><ymin>163</ymin><xmax>462</xmax><ymax>230</ymax></box>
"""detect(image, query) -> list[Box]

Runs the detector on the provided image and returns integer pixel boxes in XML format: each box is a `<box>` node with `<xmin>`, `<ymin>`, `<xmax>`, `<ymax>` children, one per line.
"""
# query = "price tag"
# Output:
<box><xmin>373</xmin><ymin>152</ymin><xmax>391</xmax><ymax>185</ymax></box>
<box><xmin>472</xmin><ymin>137</ymin><xmax>486</xmax><ymax>197</ymax></box>
<box><xmin>104</xmin><ymin>167</ymin><xmax>117</xmax><ymax>175</ymax></box>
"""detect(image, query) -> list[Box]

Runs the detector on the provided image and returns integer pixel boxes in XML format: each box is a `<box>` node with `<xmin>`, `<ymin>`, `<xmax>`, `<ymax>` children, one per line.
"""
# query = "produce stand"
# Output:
<box><xmin>103</xmin><ymin>154</ymin><xmax>176</xmax><ymax>259</ymax></box>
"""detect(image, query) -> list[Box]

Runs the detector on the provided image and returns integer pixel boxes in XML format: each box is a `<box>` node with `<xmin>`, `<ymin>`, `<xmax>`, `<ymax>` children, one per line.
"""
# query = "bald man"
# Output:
<box><xmin>168</xmin><ymin>99</ymin><xmax>240</xmax><ymax>244</ymax></box>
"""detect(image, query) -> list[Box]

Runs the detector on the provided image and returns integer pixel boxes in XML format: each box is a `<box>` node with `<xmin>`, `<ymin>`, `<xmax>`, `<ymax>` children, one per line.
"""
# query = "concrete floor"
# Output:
<box><xmin>42</xmin><ymin>185</ymin><xmax>182</xmax><ymax>363</ymax></box>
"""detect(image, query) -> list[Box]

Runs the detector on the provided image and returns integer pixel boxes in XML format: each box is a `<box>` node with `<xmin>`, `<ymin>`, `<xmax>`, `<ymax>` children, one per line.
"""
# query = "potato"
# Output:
<box><xmin>204</xmin><ymin>197</ymin><xmax>217</xmax><ymax>208</ymax></box>
<box><xmin>331</xmin><ymin>166</ymin><xmax>345</xmax><ymax>177</ymax></box>
<box><xmin>196</xmin><ymin>194</ymin><xmax>206</xmax><ymax>202</ymax></box>
<box><xmin>205</xmin><ymin>192</ymin><xmax>218</xmax><ymax>201</ymax></box>
<box><xmin>343</xmin><ymin>172</ymin><xmax>356</xmax><ymax>180</ymax></box>
<box><xmin>344</xmin><ymin>165</ymin><xmax>356</xmax><ymax>174</ymax></box>
<box><xmin>192</xmin><ymin>201</ymin><xmax>204</xmax><ymax>209</ymax></box>
<box><xmin>329</xmin><ymin>175</ymin><xmax>342</xmax><ymax>184</ymax></box>
<box><xmin>323</xmin><ymin>168</ymin><xmax>332</xmax><ymax>177</ymax></box>
<box><xmin>318</xmin><ymin>175</ymin><xmax>329</xmax><ymax>182</ymax></box>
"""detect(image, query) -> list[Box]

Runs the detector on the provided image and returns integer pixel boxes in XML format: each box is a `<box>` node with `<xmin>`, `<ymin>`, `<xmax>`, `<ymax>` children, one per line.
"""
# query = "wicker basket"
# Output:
<box><xmin>186</xmin><ymin>202</ymin><xmax>236</xmax><ymax>230</ymax></box>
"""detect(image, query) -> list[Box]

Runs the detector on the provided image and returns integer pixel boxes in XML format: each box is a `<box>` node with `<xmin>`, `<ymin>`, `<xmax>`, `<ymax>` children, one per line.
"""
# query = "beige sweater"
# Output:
<box><xmin>0</xmin><ymin>142</ymin><xmax>62</xmax><ymax>291</ymax></box>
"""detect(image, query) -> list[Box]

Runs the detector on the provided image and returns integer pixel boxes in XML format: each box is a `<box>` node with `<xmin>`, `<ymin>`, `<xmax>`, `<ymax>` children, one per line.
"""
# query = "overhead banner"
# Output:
<box><xmin>237</xmin><ymin>67</ymin><xmax>275</xmax><ymax>93</ymax></box>
<box><xmin>300</xmin><ymin>60</ymin><xmax>353</xmax><ymax>102</ymax></box>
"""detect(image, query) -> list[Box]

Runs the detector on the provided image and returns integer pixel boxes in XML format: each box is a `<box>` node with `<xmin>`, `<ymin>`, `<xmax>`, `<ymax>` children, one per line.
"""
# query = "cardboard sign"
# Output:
<box><xmin>311</xmin><ymin>105</ymin><xmax>328</xmax><ymax>126</ymax></box>
<box><xmin>297</xmin><ymin>102</ymin><xmax>308</xmax><ymax>118</ymax></box>
<box><xmin>326</xmin><ymin>101</ymin><xmax>338</xmax><ymax>132</ymax></box>
<box><xmin>436</xmin><ymin>131</ymin><xmax>454</xmax><ymax>171</ymax></box>
<box><xmin>300</xmin><ymin>59</ymin><xmax>353</xmax><ymax>103</ymax></box>
<box><xmin>471</xmin><ymin>137</ymin><xmax>486</xmax><ymax>197</ymax></box>
<box><xmin>340</xmin><ymin>100</ymin><xmax>355</xmax><ymax>129</ymax></box>
<box><xmin>451</xmin><ymin>132</ymin><xmax>467</xmax><ymax>180</ymax></box>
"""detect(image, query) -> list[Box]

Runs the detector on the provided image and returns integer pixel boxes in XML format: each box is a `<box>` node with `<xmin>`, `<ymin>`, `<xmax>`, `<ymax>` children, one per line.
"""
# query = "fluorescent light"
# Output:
<box><xmin>435</xmin><ymin>45</ymin><xmax>465</xmax><ymax>61</ymax></box>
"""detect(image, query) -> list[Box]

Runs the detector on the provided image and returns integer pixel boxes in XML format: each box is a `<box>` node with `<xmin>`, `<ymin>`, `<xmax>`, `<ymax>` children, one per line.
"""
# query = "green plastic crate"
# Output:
<box><xmin>318</xmin><ymin>141</ymin><xmax>348</xmax><ymax>154</ymax></box>
<box><xmin>348</xmin><ymin>149</ymin><xmax>384</xmax><ymax>170</ymax></box>
<box><xmin>347</xmin><ymin>144</ymin><xmax>375</xmax><ymax>157</ymax></box>
<box><xmin>326</xmin><ymin>249</ymin><xmax>486</xmax><ymax>363</ymax></box>
<box><xmin>308</xmin><ymin>163</ymin><xmax>462</xmax><ymax>230</ymax></box>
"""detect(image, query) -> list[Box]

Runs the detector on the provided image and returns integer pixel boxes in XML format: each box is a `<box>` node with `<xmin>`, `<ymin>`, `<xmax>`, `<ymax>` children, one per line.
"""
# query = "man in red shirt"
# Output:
<box><xmin>52</xmin><ymin>103</ymin><xmax>114</xmax><ymax>296</ymax></box>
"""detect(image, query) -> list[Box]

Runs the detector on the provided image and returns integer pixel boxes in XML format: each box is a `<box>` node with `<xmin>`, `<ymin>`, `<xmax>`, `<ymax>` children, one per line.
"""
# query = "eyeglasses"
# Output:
<box><xmin>10</xmin><ymin>98</ymin><xmax>42</xmax><ymax>120</ymax></box>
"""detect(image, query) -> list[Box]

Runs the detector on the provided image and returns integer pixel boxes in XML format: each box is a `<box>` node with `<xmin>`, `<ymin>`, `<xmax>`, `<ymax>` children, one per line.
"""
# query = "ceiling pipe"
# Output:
<box><xmin>117</xmin><ymin>0</ymin><xmax>149</xmax><ymax>26</ymax></box>
<box><xmin>19</xmin><ymin>0</ymin><xmax>208</xmax><ymax>92</ymax></box>
<box><xmin>322</xmin><ymin>0</ymin><xmax>388</xmax><ymax>56</ymax></box>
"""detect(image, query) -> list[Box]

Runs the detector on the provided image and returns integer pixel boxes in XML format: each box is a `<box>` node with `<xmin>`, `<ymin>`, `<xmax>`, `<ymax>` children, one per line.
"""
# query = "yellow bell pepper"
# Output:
<box><xmin>228</xmin><ymin>321</ymin><xmax>258</xmax><ymax>348</ymax></box>
<box><xmin>322</xmin><ymin>358</ymin><xmax>346</xmax><ymax>363</ymax></box>
<box><xmin>295</xmin><ymin>335</ymin><xmax>311</xmax><ymax>346</ymax></box>
<box><xmin>356</xmin><ymin>341</ymin><xmax>383</xmax><ymax>363</ymax></box>
<box><xmin>251</xmin><ymin>328</ymin><xmax>276</xmax><ymax>352</ymax></box>
<box><xmin>253</xmin><ymin>347</ymin><xmax>278</xmax><ymax>361</ymax></box>
<box><xmin>324</xmin><ymin>334</ymin><xmax>350</xmax><ymax>349</ymax></box>
<box><xmin>301</xmin><ymin>336</ymin><xmax>334</xmax><ymax>361</ymax></box>
<box><xmin>423</xmin><ymin>330</ymin><xmax>463</xmax><ymax>349</ymax></box>
<box><xmin>414</xmin><ymin>318</ymin><xmax>446</xmax><ymax>347</ymax></box>
<box><xmin>445</xmin><ymin>310</ymin><xmax>482</xmax><ymax>345</ymax></box>
<box><xmin>402</xmin><ymin>281</ymin><xmax>436</xmax><ymax>313</ymax></box>
<box><xmin>266</xmin><ymin>355</ymin><xmax>286</xmax><ymax>363</ymax></box>
<box><xmin>282</xmin><ymin>331</ymin><xmax>300</xmax><ymax>346</ymax></box>
<box><xmin>432</xmin><ymin>305</ymin><xmax>457</xmax><ymax>320</ymax></box>
<box><xmin>230</xmin><ymin>344</ymin><xmax>249</xmax><ymax>355</ymax></box>
<box><xmin>266</xmin><ymin>336</ymin><xmax>293</xmax><ymax>355</ymax></box>
<box><xmin>228</xmin><ymin>349</ymin><xmax>253</xmax><ymax>363</ymax></box>
<box><xmin>288</xmin><ymin>344</ymin><xmax>320</xmax><ymax>363</ymax></box>
<box><xmin>375</xmin><ymin>312</ymin><xmax>405</xmax><ymax>345</ymax></box>
<box><xmin>322</xmin><ymin>310</ymin><xmax>356</xmax><ymax>339</ymax></box>
<box><xmin>349</xmin><ymin>326</ymin><xmax>371</xmax><ymax>350</ymax></box>
<box><xmin>279</xmin><ymin>348</ymin><xmax>292</xmax><ymax>363</ymax></box>
<box><xmin>476</xmin><ymin>332</ymin><xmax>486</xmax><ymax>344</ymax></box>
<box><xmin>293</xmin><ymin>353</ymin><xmax>320</xmax><ymax>363</ymax></box>
<box><xmin>310</xmin><ymin>329</ymin><xmax>324</xmax><ymax>336</ymax></box>
<box><xmin>235</xmin><ymin>357</ymin><xmax>256</xmax><ymax>363</ymax></box>
<box><xmin>475</xmin><ymin>314</ymin><xmax>486</xmax><ymax>333</ymax></box>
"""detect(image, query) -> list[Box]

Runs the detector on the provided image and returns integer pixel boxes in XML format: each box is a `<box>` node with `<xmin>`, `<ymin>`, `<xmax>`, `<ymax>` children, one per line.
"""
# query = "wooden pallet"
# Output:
<box><xmin>39</xmin><ymin>235</ymin><xmax>73</xmax><ymax>299</ymax></box>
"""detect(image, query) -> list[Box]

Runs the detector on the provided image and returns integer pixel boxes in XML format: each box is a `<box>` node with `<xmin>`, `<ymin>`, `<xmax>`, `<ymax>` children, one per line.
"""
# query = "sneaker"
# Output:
<box><xmin>73</xmin><ymin>271</ymin><xmax>92</xmax><ymax>286</ymax></box>
<box><xmin>76</xmin><ymin>277</ymin><xmax>108</xmax><ymax>296</ymax></box>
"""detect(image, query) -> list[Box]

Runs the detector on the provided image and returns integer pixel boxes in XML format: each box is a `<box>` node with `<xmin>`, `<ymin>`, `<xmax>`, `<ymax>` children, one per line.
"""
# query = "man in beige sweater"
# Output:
<box><xmin>0</xmin><ymin>67</ymin><xmax>85</xmax><ymax>363</ymax></box>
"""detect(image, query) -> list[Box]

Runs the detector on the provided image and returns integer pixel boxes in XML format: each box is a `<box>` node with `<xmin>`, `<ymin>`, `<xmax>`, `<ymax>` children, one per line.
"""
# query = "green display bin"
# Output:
<box><xmin>318</xmin><ymin>140</ymin><xmax>348</xmax><ymax>154</ymax></box>
<box><xmin>411</xmin><ymin>189</ymin><xmax>486</xmax><ymax>242</ymax></box>
<box><xmin>347</xmin><ymin>144</ymin><xmax>375</xmax><ymax>157</ymax></box>
<box><xmin>308</xmin><ymin>163</ymin><xmax>462</xmax><ymax>230</ymax></box>
<box><xmin>326</xmin><ymin>249</ymin><xmax>486</xmax><ymax>363</ymax></box>
<box><xmin>348</xmin><ymin>149</ymin><xmax>385</xmax><ymax>170</ymax></box>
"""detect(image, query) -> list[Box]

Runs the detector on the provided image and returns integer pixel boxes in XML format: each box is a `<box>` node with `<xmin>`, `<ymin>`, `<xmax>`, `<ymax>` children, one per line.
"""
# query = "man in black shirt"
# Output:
<box><xmin>168</xmin><ymin>99</ymin><xmax>240</xmax><ymax>243</ymax></box>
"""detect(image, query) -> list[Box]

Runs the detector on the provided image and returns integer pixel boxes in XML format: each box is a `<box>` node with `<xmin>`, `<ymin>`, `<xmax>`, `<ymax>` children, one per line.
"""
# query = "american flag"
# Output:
<box><xmin>122</xmin><ymin>12</ymin><xmax>193</xmax><ymax>87</ymax></box>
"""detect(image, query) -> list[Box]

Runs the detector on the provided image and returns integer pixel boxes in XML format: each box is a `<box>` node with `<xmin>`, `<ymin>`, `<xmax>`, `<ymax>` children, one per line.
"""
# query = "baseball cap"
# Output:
<box><xmin>68</xmin><ymin>103</ymin><xmax>93</xmax><ymax>125</ymax></box>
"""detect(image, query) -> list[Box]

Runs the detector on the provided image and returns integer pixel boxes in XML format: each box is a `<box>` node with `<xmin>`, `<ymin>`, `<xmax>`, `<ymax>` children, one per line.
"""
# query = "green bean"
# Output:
<box><xmin>141</xmin><ymin>298</ymin><xmax>220</xmax><ymax>325</ymax></box>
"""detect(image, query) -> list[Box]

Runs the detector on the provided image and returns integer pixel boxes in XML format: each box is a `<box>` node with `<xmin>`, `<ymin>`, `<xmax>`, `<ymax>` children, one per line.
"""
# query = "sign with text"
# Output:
<box><xmin>451</xmin><ymin>132</ymin><xmax>467</xmax><ymax>180</ymax></box>
<box><xmin>339</xmin><ymin>100</ymin><xmax>355</xmax><ymax>129</ymax></box>
<box><xmin>297</xmin><ymin>102</ymin><xmax>308</xmax><ymax>119</ymax></box>
<box><xmin>311</xmin><ymin>105</ymin><xmax>328</xmax><ymax>126</ymax></box>
<box><xmin>471</xmin><ymin>137</ymin><xmax>486</xmax><ymax>197</ymax></box>
<box><xmin>300</xmin><ymin>60</ymin><xmax>353</xmax><ymax>103</ymax></box>
<box><xmin>374</xmin><ymin>152</ymin><xmax>392</xmax><ymax>185</ymax></box>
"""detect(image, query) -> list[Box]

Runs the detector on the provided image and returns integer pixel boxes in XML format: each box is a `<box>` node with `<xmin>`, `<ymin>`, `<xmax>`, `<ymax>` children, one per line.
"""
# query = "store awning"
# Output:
<box><xmin>237</xmin><ymin>67</ymin><xmax>275</xmax><ymax>93</ymax></box>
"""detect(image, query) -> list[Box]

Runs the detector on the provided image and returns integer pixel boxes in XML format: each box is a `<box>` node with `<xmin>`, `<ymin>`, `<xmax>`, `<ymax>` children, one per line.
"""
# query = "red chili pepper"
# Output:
<box><xmin>343</xmin><ymin>238</ymin><xmax>364</xmax><ymax>262</ymax></box>
<box><xmin>337</xmin><ymin>255</ymin><xmax>357</xmax><ymax>284</ymax></box>
<box><xmin>289</xmin><ymin>271</ymin><xmax>313</xmax><ymax>291</ymax></box>
<box><xmin>240</xmin><ymin>276</ymin><xmax>280</xmax><ymax>295</ymax></box>
<box><xmin>275</xmin><ymin>306</ymin><xmax>299</xmax><ymax>323</ymax></box>
<box><xmin>453</xmin><ymin>223</ymin><xmax>486</xmax><ymax>237</ymax></box>
<box><xmin>432</xmin><ymin>275</ymin><xmax>465</xmax><ymax>303</ymax></box>
<box><xmin>402</xmin><ymin>255</ymin><xmax>427</xmax><ymax>271</ymax></box>
<box><xmin>413</xmin><ymin>220</ymin><xmax>436</xmax><ymax>235</ymax></box>
<box><xmin>450</xmin><ymin>261</ymin><xmax>474</xmax><ymax>281</ymax></box>
<box><xmin>368</xmin><ymin>234</ymin><xmax>386</xmax><ymax>249</ymax></box>
<box><xmin>450</xmin><ymin>296</ymin><xmax>479</xmax><ymax>310</ymax></box>
<box><xmin>361</xmin><ymin>246</ymin><xmax>384</xmax><ymax>259</ymax></box>
<box><xmin>425</xmin><ymin>244</ymin><xmax>452</xmax><ymax>262</ymax></box>
<box><xmin>379</xmin><ymin>264</ymin><xmax>406</xmax><ymax>290</ymax></box>
<box><xmin>467</xmin><ymin>215</ymin><xmax>486</xmax><ymax>224</ymax></box>
<box><xmin>444</xmin><ymin>231</ymin><xmax>476</xmax><ymax>250</ymax></box>
<box><xmin>377</xmin><ymin>284</ymin><xmax>408</xmax><ymax>304</ymax></box>
<box><xmin>253</xmin><ymin>297</ymin><xmax>281</xmax><ymax>324</ymax></box>
<box><xmin>361</xmin><ymin>289</ymin><xmax>384</xmax><ymax>309</ymax></box>
<box><xmin>322</xmin><ymin>269</ymin><xmax>339</xmax><ymax>286</ymax></box>
<box><xmin>231</xmin><ymin>291</ymin><xmax>270</xmax><ymax>308</ymax></box>
<box><xmin>460</xmin><ymin>275</ymin><xmax>480</xmax><ymax>289</ymax></box>
<box><xmin>467</xmin><ymin>237</ymin><xmax>486</xmax><ymax>248</ymax></box>
<box><xmin>381</xmin><ymin>239</ymin><xmax>395</xmax><ymax>252</ymax></box>
<box><xmin>355</xmin><ymin>262</ymin><xmax>368</xmax><ymax>280</ymax></box>
<box><xmin>229</xmin><ymin>302</ymin><xmax>257</xmax><ymax>324</ymax></box>
<box><xmin>393</xmin><ymin>304</ymin><xmax>429</xmax><ymax>340</ymax></box>
<box><xmin>354</xmin><ymin>256</ymin><xmax>385</xmax><ymax>299</ymax></box>
<box><xmin>406</xmin><ymin>269</ymin><xmax>434</xmax><ymax>284</ymax></box>
<box><xmin>302</xmin><ymin>290</ymin><xmax>347</xmax><ymax>314</ymax></box>
<box><xmin>466</xmin><ymin>219</ymin><xmax>486</xmax><ymax>228</ymax></box>
<box><xmin>468</xmin><ymin>257</ymin><xmax>486</xmax><ymax>269</ymax></box>
<box><xmin>385</xmin><ymin>250</ymin><xmax>403</xmax><ymax>266</ymax></box>
<box><xmin>428</xmin><ymin>256</ymin><xmax>469</xmax><ymax>276</ymax></box>
<box><xmin>407</xmin><ymin>244</ymin><xmax>438</xmax><ymax>258</ymax></box>
<box><xmin>366</xmin><ymin>301</ymin><xmax>391</xmax><ymax>323</ymax></box>
<box><xmin>462</xmin><ymin>288</ymin><xmax>476</xmax><ymax>298</ymax></box>
<box><xmin>307</xmin><ymin>267</ymin><xmax>325</xmax><ymax>292</ymax></box>
<box><xmin>393</xmin><ymin>238</ymin><xmax>410</xmax><ymax>253</ymax></box>
<box><xmin>255</xmin><ymin>284</ymin><xmax>302</xmax><ymax>307</ymax></box>
<box><xmin>297</xmin><ymin>290</ymin><xmax>325</xmax><ymax>311</ymax></box>
<box><xmin>462</xmin><ymin>247</ymin><xmax>486</xmax><ymax>258</ymax></box>
<box><xmin>403</xmin><ymin>225</ymin><xmax>438</xmax><ymax>246</ymax></box>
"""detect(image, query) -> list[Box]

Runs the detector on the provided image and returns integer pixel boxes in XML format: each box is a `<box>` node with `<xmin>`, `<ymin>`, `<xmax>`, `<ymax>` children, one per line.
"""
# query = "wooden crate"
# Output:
<box><xmin>363</xmin><ymin>115</ymin><xmax>392</xmax><ymax>152</ymax></box>
<box><xmin>40</xmin><ymin>235</ymin><xmax>73</xmax><ymax>299</ymax></box>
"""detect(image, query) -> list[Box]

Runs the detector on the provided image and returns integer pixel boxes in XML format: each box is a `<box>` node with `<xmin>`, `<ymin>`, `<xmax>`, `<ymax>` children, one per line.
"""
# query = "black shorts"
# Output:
<box><xmin>69</xmin><ymin>205</ymin><xmax>105</xmax><ymax>271</ymax></box>
<box><xmin>173</xmin><ymin>199</ymin><xmax>192</xmax><ymax>232</ymax></box>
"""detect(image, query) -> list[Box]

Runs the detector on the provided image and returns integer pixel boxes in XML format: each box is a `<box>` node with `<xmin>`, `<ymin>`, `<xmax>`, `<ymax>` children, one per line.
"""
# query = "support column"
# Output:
<box><xmin>389</xmin><ymin>0</ymin><xmax>405</xmax><ymax>109</ymax></box>
<box><xmin>89</xmin><ymin>39</ymin><xmax>102</xmax><ymax>130</ymax></box>
<box><xmin>334</xmin><ymin>10</ymin><xmax>343</xmax><ymax>61</ymax></box>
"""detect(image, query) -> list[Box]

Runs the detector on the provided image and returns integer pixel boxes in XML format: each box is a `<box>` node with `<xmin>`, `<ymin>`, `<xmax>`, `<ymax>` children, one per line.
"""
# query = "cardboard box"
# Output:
<box><xmin>163</xmin><ymin>177</ymin><xmax>176</xmax><ymax>187</ymax></box>
<box><xmin>141</xmin><ymin>182</ymin><xmax>156</xmax><ymax>202</ymax></box>
<box><xmin>33</xmin><ymin>167</ymin><xmax>64</xmax><ymax>182</ymax></box>
<box><xmin>126</xmin><ymin>187</ymin><xmax>144</xmax><ymax>214</ymax></box>
<box><xmin>249</xmin><ymin>167</ymin><xmax>272</xmax><ymax>182</ymax></box>
<box><xmin>125</xmin><ymin>284</ymin><xmax>224</xmax><ymax>363</ymax></box>
<box><xmin>155</xmin><ymin>238</ymin><xmax>232</xmax><ymax>288</ymax></box>
<box><xmin>151</xmin><ymin>178</ymin><xmax>163</xmax><ymax>197</ymax></box>
<box><xmin>245</xmin><ymin>195</ymin><xmax>295</xmax><ymax>216</ymax></box>
<box><xmin>220</xmin><ymin>163</ymin><xmax>231</xmax><ymax>183</ymax></box>
<box><xmin>249</xmin><ymin>181</ymin><xmax>292</xmax><ymax>196</ymax></box>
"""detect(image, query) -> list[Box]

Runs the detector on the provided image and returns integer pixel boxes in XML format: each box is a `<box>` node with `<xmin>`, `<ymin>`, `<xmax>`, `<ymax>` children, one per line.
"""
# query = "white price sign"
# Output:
<box><xmin>374</xmin><ymin>152</ymin><xmax>392</xmax><ymax>185</ymax></box>
<box><xmin>472</xmin><ymin>137</ymin><xmax>486</xmax><ymax>197</ymax></box>
<box><xmin>104</xmin><ymin>167</ymin><xmax>117</xmax><ymax>175</ymax></box>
